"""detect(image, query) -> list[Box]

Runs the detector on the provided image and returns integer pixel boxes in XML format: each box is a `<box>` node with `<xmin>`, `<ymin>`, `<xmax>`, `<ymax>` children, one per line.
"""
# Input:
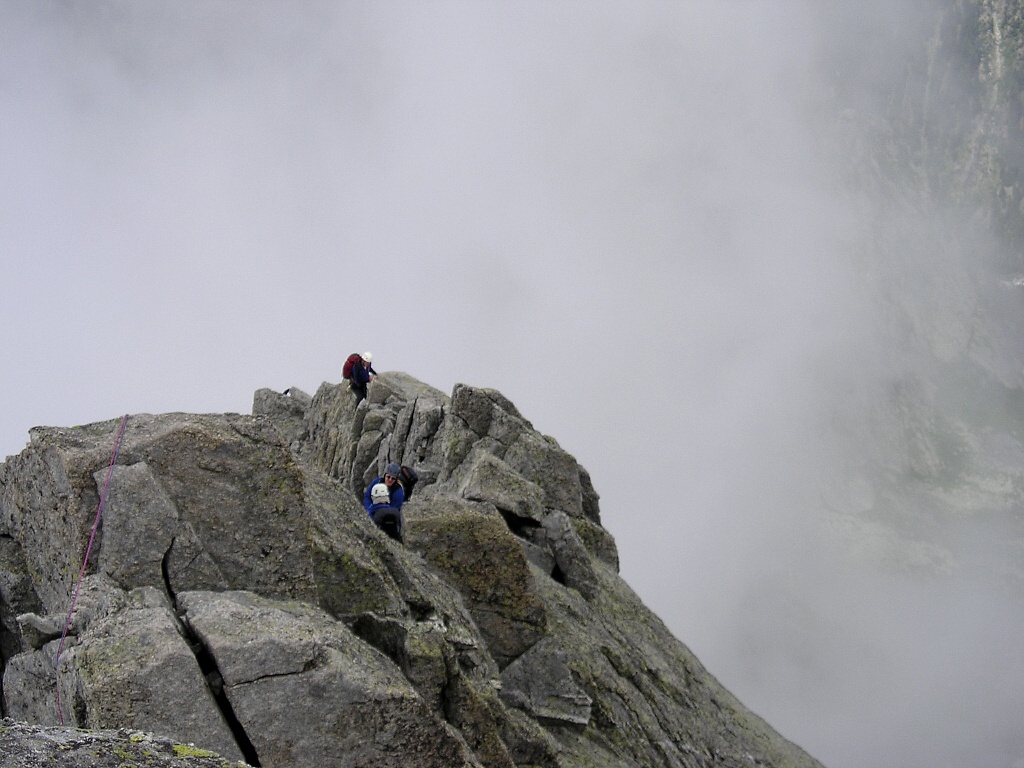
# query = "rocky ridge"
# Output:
<box><xmin>0</xmin><ymin>373</ymin><xmax>823</xmax><ymax>768</ymax></box>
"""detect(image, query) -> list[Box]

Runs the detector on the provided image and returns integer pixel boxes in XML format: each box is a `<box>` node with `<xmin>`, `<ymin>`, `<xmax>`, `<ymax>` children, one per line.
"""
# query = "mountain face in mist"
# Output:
<box><xmin>813</xmin><ymin>0</ymin><xmax>1024</xmax><ymax>590</ymax></box>
<box><xmin>0</xmin><ymin>375</ymin><xmax>823</xmax><ymax>768</ymax></box>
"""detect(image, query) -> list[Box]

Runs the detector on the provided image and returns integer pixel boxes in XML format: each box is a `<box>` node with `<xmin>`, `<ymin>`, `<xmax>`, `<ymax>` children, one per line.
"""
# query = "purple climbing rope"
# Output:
<box><xmin>54</xmin><ymin>413</ymin><xmax>129</xmax><ymax>724</ymax></box>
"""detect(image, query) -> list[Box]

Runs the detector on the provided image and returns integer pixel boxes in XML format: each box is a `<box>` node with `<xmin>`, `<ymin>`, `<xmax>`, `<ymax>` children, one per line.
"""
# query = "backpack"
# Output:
<box><xmin>342</xmin><ymin>353</ymin><xmax>363</xmax><ymax>380</ymax></box>
<box><xmin>399</xmin><ymin>466</ymin><xmax>419</xmax><ymax>499</ymax></box>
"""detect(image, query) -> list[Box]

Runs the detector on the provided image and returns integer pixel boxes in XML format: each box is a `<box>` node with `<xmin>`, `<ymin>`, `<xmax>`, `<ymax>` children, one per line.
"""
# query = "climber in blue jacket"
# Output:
<box><xmin>363</xmin><ymin>463</ymin><xmax>405</xmax><ymax>513</ymax></box>
<box><xmin>364</xmin><ymin>464</ymin><xmax>405</xmax><ymax>543</ymax></box>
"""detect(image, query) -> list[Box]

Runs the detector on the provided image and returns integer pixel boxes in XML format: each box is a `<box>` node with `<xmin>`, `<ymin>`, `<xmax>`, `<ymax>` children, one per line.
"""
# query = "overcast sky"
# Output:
<box><xmin>3</xmin><ymin>3</ymin><xmax>1022</xmax><ymax>767</ymax></box>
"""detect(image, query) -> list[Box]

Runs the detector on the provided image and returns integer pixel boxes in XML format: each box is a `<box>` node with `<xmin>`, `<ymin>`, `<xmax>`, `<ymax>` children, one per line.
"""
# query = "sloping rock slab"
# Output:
<box><xmin>403</xmin><ymin>500</ymin><xmax>547</xmax><ymax>669</ymax></box>
<box><xmin>59</xmin><ymin>587</ymin><xmax>244</xmax><ymax>762</ymax></box>
<box><xmin>499</xmin><ymin>638</ymin><xmax>592</xmax><ymax>726</ymax></box>
<box><xmin>178</xmin><ymin>590</ymin><xmax>482</xmax><ymax>768</ymax></box>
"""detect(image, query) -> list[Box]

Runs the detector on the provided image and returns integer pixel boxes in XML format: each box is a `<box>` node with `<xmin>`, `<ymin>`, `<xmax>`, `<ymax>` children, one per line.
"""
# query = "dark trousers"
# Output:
<box><xmin>350</xmin><ymin>379</ymin><xmax>368</xmax><ymax>404</ymax></box>
<box><xmin>371</xmin><ymin>507</ymin><xmax>403</xmax><ymax>543</ymax></box>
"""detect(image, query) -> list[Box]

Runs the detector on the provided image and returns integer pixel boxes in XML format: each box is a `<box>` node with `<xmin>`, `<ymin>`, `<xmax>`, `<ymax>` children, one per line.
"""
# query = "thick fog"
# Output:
<box><xmin>2</xmin><ymin>3</ymin><xmax>1022</xmax><ymax>767</ymax></box>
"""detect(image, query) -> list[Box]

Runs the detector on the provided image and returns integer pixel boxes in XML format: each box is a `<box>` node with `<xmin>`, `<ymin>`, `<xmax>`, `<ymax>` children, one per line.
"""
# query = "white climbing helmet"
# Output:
<box><xmin>361</xmin><ymin>351</ymin><xmax>373</xmax><ymax>363</ymax></box>
<box><xmin>370</xmin><ymin>483</ymin><xmax>390</xmax><ymax>505</ymax></box>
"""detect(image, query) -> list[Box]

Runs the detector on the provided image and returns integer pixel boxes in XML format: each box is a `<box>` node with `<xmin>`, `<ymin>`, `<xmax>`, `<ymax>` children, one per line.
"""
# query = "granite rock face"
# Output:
<box><xmin>0</xmin><ymin>377</ymin><xmax>824</xmax><ymax>768</ymax></box>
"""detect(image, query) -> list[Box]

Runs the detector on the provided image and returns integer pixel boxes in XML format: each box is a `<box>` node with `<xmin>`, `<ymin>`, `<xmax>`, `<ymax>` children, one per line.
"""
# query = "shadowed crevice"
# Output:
<box><xmin>160</xmin><ymin>540</ymin><xmax>177</xmax><ymax>603</ymax></box>
<box><xmin>162</xmin><ymin>540</ymin><xmax>261</xmax><ymax>767</ymax></box>
<box><xmin>550</xmin><ymin>562</ymin><xmax>567</xmax><ymax>587</ymax></box>
<box><xmin>496</xmin><ymin>508</ymin><xmax>541</xmax><ymax>539</ymax></box>
<box><xmin>181</xmin><ymin>625</ymin><xmax>262</xmax><ymax>768</ymax></box>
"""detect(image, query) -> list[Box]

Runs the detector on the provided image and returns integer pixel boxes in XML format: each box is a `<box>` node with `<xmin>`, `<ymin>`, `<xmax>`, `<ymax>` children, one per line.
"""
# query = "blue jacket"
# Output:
<box><xmin>364</xmin><ymin>477</ymin><xmax>405</xmax><ymax>514</ymax></box>
<box><xmin>352</xmin><ymin>362</ymin><xmax>375</xmax><ymax>385</ymax></box>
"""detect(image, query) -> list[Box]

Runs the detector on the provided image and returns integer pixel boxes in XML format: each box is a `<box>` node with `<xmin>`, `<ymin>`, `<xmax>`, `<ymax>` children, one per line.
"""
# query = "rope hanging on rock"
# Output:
<box><xmin>54</xmin><ymin>413</ymin><xmax>129</xmax><ymax>725</ymax></box>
